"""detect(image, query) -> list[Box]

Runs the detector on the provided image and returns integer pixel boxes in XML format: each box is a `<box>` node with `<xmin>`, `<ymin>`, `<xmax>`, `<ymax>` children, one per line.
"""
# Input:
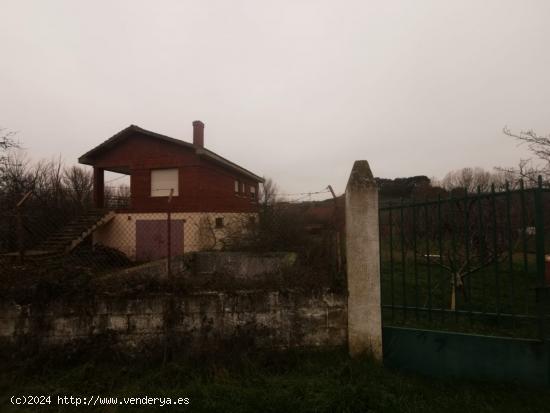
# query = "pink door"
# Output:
<box><xmin>135</xmin><ymin>220</ymin><xmax>184</xmax><ymax>261</ymax></box>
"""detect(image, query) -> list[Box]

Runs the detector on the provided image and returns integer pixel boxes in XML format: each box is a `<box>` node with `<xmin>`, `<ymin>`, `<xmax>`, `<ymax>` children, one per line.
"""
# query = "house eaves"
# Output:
<box><xmin>78</xmin><ymin>125</ymin><xmax>264</xmax><ymax>183</ymax></box>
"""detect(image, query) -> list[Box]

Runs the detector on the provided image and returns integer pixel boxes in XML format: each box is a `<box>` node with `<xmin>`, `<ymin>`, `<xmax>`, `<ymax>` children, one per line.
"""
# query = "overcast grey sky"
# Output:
<box><xmin>1</xmin><ymin>0</ymin><xmax>549</xmax><ymax>198</ymax></box>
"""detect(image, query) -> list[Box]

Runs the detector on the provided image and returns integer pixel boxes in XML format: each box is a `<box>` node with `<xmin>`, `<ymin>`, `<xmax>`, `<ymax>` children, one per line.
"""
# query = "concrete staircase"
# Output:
<box><xmin>38</xmin><ymin>209</ymin><xmax>116</xmax><ymax>254</ymax></box>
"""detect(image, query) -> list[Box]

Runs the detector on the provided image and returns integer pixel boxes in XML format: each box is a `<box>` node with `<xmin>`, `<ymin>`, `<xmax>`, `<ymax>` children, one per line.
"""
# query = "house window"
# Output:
<box><xmin>241</xmin><ymin>182</ymin><xmax>245</xmax><ymax>194</ymax></box>
<box><xmin>215</xmin><ymin>217</ymin><xmax>224</xmax><ymax>228</ymax></box>
<box><xmin>234</xmin><ymin>180</ymin><xmax>239</xmax><ymax>193</ymax></box>
<box><xmin>151</xmin><ymin>168</ymin><xmax>179</xmax><ymax>197</ymax></box>
<box><xmin>250</xmin><ymin>186</ymin><xmax>256</xmax><ymax>199</ymax></box>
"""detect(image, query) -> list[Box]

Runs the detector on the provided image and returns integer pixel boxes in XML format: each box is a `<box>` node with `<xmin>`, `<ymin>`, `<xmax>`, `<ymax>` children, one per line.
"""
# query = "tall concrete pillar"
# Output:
<box><xmin>345</xmin><ymin>160</ymin><xmax>382</xmax><ymax>360</ymax></box>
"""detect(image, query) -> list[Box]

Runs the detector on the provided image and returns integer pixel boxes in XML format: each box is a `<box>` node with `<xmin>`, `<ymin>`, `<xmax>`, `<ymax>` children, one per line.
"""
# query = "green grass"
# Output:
<box><xmin>1</xmin><ymin>349</ymin><xmax>550</xmax><ymax>413</ymax></box>
<box><xmin>380</xmin><ymin>251</ymin><xmax>548</xmax><ymax>339</ymax></box>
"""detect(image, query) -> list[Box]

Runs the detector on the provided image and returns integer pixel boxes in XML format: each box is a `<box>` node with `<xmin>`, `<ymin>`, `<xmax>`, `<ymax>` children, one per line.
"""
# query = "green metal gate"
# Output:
<box><xmin>378</xmin><ymin>177</ymin><xmax>550</xmax><ymax>341</ymax></box>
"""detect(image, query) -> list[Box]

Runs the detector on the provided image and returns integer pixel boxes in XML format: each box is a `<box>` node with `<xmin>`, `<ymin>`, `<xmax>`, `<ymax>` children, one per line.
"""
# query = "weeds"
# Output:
<box><xmin>1</xmin><ymin>348</ymin><xmax>549</xmax><ymax>413</ymax></box>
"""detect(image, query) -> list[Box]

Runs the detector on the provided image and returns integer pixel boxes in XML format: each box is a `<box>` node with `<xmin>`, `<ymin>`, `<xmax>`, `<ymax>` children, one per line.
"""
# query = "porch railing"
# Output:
<box><xmin>104</xmin><ymin>195</ymin><xmax>131</xmax><ymax>210</ymax></box>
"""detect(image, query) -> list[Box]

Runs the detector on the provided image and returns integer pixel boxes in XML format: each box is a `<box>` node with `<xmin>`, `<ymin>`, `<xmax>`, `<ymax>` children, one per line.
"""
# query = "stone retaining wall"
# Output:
<box><xmin>0</xmin><ymin>290</ymin><xmax>347</xmax><ymax>350</ymax></box>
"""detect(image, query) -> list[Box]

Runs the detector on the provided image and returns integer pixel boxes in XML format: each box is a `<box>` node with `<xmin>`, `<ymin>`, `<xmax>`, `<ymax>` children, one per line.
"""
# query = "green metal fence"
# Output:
<box><xmin>379</xmin><ymin>177</ymin><xmax>550</xmax><ymax>340</ymax></box>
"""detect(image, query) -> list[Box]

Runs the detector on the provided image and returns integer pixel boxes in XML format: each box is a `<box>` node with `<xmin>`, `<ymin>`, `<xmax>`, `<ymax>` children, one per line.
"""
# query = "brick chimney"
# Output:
<box><xmin>192</xmin><ymin>120</ymin><xmax>204</xmax><ymax>147</ymax></box>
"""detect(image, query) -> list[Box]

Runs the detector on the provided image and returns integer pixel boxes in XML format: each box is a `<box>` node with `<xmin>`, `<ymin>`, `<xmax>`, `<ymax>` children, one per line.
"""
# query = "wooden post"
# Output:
<box><xmin>164</xmin><ymin>188</ymin><xmax>175</xmax><ymax>364</ymax></box>
<box><xmin>16</xmin><ymin>208</ymin><xmax>24</xmax><ymax>265</ymax></box>
<box><xmin>167</xmin><ymin>189</ymin><xmax>173</xmax><ymax>278</ymax></box>
<box><xmin>328</xmin><ymin>184</ymin><xmax>342</xmax><ymax>273</ymax></box>
<box><xmin>345</xmin><ymin>161</ymin><xmax>383</xmax><ymax>360</ymax></box>
<box><xmin>15</xmin><ymin>191</ymin><xmax>32</xmax><ymax>265</ymax></box>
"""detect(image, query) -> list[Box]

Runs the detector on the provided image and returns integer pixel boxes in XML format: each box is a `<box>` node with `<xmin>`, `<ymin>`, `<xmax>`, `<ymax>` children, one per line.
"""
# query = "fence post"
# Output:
<box><xmin>16</xmin><ymin>207</ymin><xmax>24</xmax><ymax>265</ymax></box>
<box><xmin>534</xmin><ymin>175</ymin><xmax>546</xmax><ymax>341</ymax></box>
<box><xmin>15</xmin><ymin>191</ymin><xmax>32</xmax><ymax>265</ymax></box>
<box><xmin>345</xmin><ymin>160</ymin><xmax>382</xmax><ymax>360</ymax></box>
<box><xmin>167</xmin><ymin>189</ymin><xmax>174</xmax><ymax>279</ymax></box>
<box><xmin>164</xmin><ymin>188</ymin><xmax>175</xmax><ymax>364</ymax></box>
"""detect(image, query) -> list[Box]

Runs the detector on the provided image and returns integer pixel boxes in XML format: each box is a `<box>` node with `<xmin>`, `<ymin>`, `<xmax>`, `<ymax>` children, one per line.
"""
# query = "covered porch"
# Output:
<box><xmin>93</xmin><ymin>166</ymin><xmax>132</xmax><ymax>210</ymax></box>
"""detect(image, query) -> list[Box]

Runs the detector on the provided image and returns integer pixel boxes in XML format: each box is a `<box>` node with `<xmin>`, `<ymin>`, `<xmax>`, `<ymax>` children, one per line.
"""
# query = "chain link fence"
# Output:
<box><xmin>0</xmin><ymin>189</ymin><xmax>345</xmax><ymax>289</ymax></box>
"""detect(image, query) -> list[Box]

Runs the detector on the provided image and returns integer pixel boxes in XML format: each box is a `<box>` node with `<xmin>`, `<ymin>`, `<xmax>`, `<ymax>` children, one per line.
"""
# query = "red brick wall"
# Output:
<box><xmin>91</xmin><ymin>133</ymin><xmax>260</xmax><ymax>213</ymax></box>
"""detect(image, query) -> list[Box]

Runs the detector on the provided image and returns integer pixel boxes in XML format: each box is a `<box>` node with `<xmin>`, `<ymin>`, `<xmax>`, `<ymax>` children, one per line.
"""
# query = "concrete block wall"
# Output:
<box><xmin>0</xmin><ymin>290</ymin><xmax>347</xmax><ymax>350</ymax></box>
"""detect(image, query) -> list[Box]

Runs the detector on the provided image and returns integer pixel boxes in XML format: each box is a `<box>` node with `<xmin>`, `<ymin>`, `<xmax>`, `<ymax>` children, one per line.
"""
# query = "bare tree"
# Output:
<box><xmin>501</xmin><ymin>127</ymin><xmax>550</xmax><ymax>185</ymax></box>
<box><xmin>0</xmin><ymin>129</ymin><xmax>17</xmax><ymax>150</ymax></box>
<box><xmin>0</xmin><ymin>129</ymin><xmax>21</xmax><ymax>192</ymax></box>
<box><xmin>0</xmin><ymin>150</ymin><xmax>35</xmax><ymax>195</ymax></box>
<box><xmin>260</xmin><ymin>177</ymin><xmax>278</xmax><ymax>207</ymax></box>
<box><xmin>417</xmin><ymin>196</ymin><xmax>525</xmax><ymax>310</ymax></box>
<box><xmin>104</xmin><ymin>184</ymin><xmax>130</xmax><ymax>209</ymax></box>
<box><xmin>195</xmin><ymin>215</ymin><xmax>219</xmax><ymax>251</ymax></box>
<box><xmin>64</xmin><ymin>165</ymin><xmax>93</xmax><ymax>206</ymax></box>
<box><xmin>438</xmin><ymin>167</ymin><xmax>505</xmax><ymax>193</ymax></box>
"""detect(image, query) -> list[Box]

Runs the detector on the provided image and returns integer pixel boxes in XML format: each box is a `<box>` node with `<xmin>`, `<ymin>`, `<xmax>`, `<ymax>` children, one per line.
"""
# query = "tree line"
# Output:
<box><xmin>1</xmin><ymin>126</ymin><xmax>549</xmax><ymax>255</ymax></box>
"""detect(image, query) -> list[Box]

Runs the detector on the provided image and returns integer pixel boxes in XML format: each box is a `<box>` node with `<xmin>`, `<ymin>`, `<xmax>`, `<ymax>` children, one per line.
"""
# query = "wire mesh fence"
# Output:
<box><xmin>0</xmin><ymin>188</ymin><xmax>345</xmax><ymax>290</ymax></box>
<box><xmin>379</xmin><ymin>178</ymin><xmax>550</xmax><ymax>340</ymax></box>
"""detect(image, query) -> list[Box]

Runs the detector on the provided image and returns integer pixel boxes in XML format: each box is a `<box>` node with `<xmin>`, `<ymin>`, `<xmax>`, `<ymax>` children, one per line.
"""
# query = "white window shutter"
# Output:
<box><xmin>151</xmin><ymin>168</ymin><xmax>179</xmax><ymax>197</ymax></box>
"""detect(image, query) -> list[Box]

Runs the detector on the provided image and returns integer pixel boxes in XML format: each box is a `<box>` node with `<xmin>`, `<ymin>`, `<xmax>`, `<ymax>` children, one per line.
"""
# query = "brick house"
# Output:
<box><xmin>78</xmin><ymin>121</ymin><xmax>263</xmax><ymax>260</ymax></box>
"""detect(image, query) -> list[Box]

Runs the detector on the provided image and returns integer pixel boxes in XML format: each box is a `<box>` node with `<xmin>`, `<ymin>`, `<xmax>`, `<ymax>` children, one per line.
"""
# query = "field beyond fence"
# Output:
<box><xmin>379</xmin><ymin>178</ymin><xmax>550</xmax><ymax>340</ymax></box>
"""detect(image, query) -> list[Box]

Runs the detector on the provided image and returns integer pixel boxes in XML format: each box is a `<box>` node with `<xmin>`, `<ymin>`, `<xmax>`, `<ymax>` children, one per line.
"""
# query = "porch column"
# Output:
<box><xmin>345</xmin><ymin>160</ymin><xmax>383</xmax><ymax>360</ymax></box>
<box><xmin>93</xmin><ymin>167</ymin><xmax>104</xmax><ymax>209</ymax></box>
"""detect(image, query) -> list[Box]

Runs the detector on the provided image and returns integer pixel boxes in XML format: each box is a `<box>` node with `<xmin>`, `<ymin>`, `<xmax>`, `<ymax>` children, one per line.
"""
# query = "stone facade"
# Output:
<box><xmin>0</xmin><ymin>290</ymin><xmax>347</xmax><ymax>350</ymax></box>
